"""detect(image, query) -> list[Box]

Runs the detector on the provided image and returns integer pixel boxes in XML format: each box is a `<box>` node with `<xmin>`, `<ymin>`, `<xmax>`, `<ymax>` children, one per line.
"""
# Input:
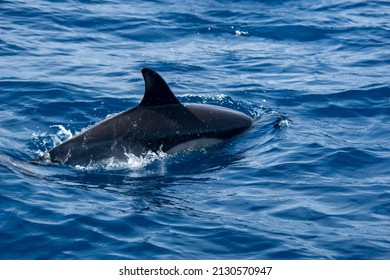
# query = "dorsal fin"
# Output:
<box><xmin>139</xmin><ymin>68</ymin><xmax>180</xmax><ymax>106</ymax></box>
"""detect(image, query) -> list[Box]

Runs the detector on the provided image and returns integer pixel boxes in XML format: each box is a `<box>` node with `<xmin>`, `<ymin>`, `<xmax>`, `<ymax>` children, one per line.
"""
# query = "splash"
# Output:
<box><xmin>74</xmin><ymin>150</ymin><xmax>170</xmax><ymax>172</ymax></box>
<box><xmin>274</xmin><ymin>116</ymin><xmax>292</xmax><ymax>129</ymax></box>
<box><xmin>31</xmin><ymin>125</ymin><xmax>73</xmax><ymax>159</ymax></box>
<box><xmin>50</xmin><ymin>125</ymin><xmax>73</xmax><ymax>143</ymax></box>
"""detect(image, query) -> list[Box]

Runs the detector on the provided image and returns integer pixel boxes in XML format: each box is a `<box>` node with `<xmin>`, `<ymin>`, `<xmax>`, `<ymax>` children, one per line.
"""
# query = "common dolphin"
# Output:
<box><xmin>47</xmin><ymin>68</ymin><xmax>253</xmax><ymax>165</ymax></box>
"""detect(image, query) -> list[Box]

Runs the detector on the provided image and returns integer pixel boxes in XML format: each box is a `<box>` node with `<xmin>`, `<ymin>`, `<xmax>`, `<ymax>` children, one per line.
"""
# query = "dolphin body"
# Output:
<box><xmin>48</xmin><ymin>68</ymin><xmax>253</xmax><ymax>165</ymax></box>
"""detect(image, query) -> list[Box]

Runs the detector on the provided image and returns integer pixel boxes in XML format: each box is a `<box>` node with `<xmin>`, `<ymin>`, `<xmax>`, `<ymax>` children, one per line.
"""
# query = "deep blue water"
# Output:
<box><xmin>1</xmin><ymin>0</ymin><xmax>389</xmax><ymax>259</ymax></box>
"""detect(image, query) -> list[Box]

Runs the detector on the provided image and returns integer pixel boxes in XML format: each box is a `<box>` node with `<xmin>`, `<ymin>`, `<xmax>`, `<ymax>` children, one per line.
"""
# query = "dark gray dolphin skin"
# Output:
<box><xmin>48</xmin><ymin>68</ymin><xmax>253</xmax><ymax>165</ymax></box>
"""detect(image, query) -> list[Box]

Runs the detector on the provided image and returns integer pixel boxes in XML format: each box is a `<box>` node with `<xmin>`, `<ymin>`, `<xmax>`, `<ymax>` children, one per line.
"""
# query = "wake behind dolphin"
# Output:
<box><xmin>47</xmin><ymin>68</ymin><xmax>253</xmax><ymax>165</ymax></box>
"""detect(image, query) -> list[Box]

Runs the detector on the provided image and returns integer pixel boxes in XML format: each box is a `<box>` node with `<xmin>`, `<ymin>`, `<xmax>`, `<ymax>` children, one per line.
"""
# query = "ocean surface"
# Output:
<box><xmin>0</xmin><ymin>0</ymin><xmax>389</xmax><ymax>260</ymax></box>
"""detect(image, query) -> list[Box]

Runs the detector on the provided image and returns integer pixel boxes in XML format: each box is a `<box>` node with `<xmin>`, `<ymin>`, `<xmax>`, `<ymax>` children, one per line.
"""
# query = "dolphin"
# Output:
<box><xmin>47</xmin><ymin>68</ymin><xmax>253</xmax><ymax>165</ymax></box>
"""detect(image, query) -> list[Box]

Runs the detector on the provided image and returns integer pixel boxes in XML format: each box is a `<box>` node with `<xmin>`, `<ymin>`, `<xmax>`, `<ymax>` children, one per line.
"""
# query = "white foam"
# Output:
<box><xmin>31</xmin><ymin>125</ymin><xmax>74</xmax><ymax>159</ymax></box>
<box><xmin>74</xmin><ymin>150</ymin><xmax>169</xmax><ymax>171</ymax></box>
<box><xmin>50</xmin><ymin>124</ymin><xmax>73</xmax><ymax>143</ymax></box>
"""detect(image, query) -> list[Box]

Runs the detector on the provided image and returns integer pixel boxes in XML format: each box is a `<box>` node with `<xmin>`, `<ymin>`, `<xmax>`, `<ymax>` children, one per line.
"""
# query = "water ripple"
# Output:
<box><xmin>0</xmin><ymin>0</ymin><xmax>389</xmax><ymax>260</ymax></box>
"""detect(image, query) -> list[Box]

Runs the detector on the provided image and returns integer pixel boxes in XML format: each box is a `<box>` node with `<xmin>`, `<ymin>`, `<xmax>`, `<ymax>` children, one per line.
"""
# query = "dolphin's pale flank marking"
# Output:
<box><xmin>47</xmin><ymin>68</ymin><xmax>253</xmax><ymax>165</ymax></box>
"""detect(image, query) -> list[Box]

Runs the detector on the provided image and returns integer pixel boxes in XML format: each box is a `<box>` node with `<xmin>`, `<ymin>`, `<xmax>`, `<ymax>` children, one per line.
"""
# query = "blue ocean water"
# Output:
<box><xmin>0</xmin><ymin>0</ymin><xmax>389</xmax><ymax>260</ymax></box>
